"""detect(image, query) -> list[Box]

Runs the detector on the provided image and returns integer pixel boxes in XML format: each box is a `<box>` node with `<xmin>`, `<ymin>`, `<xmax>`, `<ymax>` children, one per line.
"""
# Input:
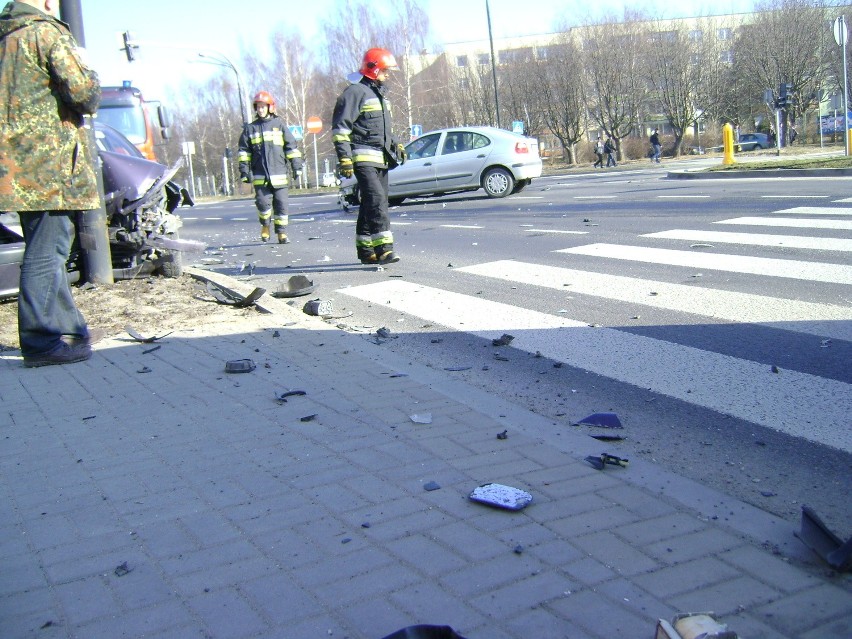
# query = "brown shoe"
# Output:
<box><xmin>24</xmin><ymin>342</ymin><xmax>92</xmax><ymax>368</ymax></box>
<box><xmin>61</xmin><ymin>327</ymin><xmax>106</xmax><ymax>347</ymax></box>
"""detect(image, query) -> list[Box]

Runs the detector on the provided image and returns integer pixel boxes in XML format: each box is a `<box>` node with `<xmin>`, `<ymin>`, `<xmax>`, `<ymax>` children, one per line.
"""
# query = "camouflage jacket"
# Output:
<box><xmin>0</xmin><ymin>1</ymin><xmax>101</xmax><ymax>212</ymax></box>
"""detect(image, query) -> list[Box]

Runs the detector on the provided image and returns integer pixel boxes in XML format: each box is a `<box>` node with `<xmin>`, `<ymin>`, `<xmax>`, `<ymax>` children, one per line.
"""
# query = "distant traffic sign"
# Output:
<box><xmin>306</xmin><ymin>116</ymin><xmax>322</xmax><ymax>134</ymax></box>
<box><xmin>289</xmin><ymin>125</ymin><xmax>303</xmax><ymax>140</ymax></box>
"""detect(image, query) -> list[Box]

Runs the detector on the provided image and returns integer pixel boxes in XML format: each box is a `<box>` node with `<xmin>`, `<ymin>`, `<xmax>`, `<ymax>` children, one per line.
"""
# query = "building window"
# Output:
<box><xmin>498</xmin><ymin>50</ymin><xmax>512</xmax><ymax>64</ymax></box>
<box><xmin>717</xmin><ymin>28</ymin><xmax>732</xmax><ymax>40</ymax></box>
<box><xmin>689</xmin><ymin>29</ymin><xmax>703</xmax><ymax>42</ymax></box>
<box><xmin>536</xmin><ymin>46</ymin><xmax>550</xmax><ymax>60</ymax></box>
<box><xmin>456</xmin><ymin>55</ymin><xmax>468</xmax><ymax>68</ymax></box>
<box><xmin>719</xmin><ymin>49</ymin><xmax>734</xmax><ymax>63</ymax></box>
<box><xmin>478</xmin><ymin>53</ymin><xmax>490</xmax><ymax>65</ymax></box>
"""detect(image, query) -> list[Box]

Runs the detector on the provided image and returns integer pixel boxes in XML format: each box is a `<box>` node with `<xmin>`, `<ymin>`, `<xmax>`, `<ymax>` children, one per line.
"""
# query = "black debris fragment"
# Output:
<box><xmin>225</xmin><ymin>359</ymin><xmax>256</xmax><ymax>374</ymax></box>
<box><xmin>142</xmin><ymin>345</ymin><xmax>161</xmax><ymax>355</ymax></box>
<box><xmin>276</xmin><ymin>390</ymin><xmax>307</xmax><ymax>403</ymax></box>
<box><xmin>376</xmin><ymin>327</ymin><xmax>392</xmax><ymax>339</ymax></box>
<box><xmin>492</xmin><ymin>333</ymin><xmax>514</xmax><ymax>347</ymax></box>
<box><xmin>771</xmin><ymin>365</ymin><xmax>780</xmax><ymax>373</ymax></box>
<box><xmin>126</xmin><ymin>325</ymin><xmax>173</xmax><ymax>343</ymax></box>
<box><xmin>205</xmin><ymin>281</ymin><xmax>266</xmax><ymax>307</ymax></box>
<box><xmin>573</xmin><ymin>412</ymin><xmax>623</xmax><ymax>429</ymax></box>
<box><xmin>137</xmin><ymin>366</ymin><xmax>152</xmax><ymax>374</ymax></box>
<box><xmin>496</xmin><ymin>430</ymin><xmax>508</xmax><ymax>440</ymax></box>
<box><xmin>423</xmin><ymin>481</ymin><xmax>441</xmax><ymax>491</ymax></box>
<box><xmin>114</xmin><ymin>562</ymin><xmax>132</xmax><ymax>577</ymax></box>
<box><xmin>585</xmin><ymin>453</ymin><xmax>629</xmax><ymax>470</ymax></box>
<box><xmin>513</xmin><ymin>544</ymin><xmax>524</xmax><ymax>554</ymax></box>
<box><xmin>300</xmin><ymin>414</ymin><xmax>318</xmax><ymax>422</ymax></box>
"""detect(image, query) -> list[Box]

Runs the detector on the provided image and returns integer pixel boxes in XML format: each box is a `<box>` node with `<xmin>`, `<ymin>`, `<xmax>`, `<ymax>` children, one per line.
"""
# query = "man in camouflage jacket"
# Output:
<box><xmin>0</xmin><ymin>0</ymin><xmax>101</xmax><ymax>367</ymax></box>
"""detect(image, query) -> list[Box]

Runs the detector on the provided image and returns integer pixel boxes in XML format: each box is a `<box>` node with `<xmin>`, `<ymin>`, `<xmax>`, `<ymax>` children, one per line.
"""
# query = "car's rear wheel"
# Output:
<box><xmin>482</xmin><ymin>167</ymin><xmax>515</xmax><ymax>198</ymax></box>
<box><xmin>388</xmin><ymin>197</ymin><xmax>406</xmax><ymax>206</ymax></box>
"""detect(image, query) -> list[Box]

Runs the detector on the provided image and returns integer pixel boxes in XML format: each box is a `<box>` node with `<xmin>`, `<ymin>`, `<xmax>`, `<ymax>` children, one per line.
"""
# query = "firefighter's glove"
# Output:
<box><xmin>396</xmin><ymin>143</ymin><xmax>407</xmax><ymax>165</ymax></box>
<box><xmin>338</xmin><ymin>158</ymin><xmax>354</xmax><ymax>178</ymax></box>
<box><xmin>240</xmin><ymin>171</ymin><xmax>251</xmax><ymax>184</ymax></box>
<box><xmin>293</xmin><ymin>169</ymin><xmax>302</xmax><ymax>180</ymax></box>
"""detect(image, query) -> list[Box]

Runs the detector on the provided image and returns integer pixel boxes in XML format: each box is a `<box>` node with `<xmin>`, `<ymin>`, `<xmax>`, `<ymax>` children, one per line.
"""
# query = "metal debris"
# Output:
<box><xmin>225</xmin><ymin>359</ymin><xmax>256</xmax><ymax>373</ymax></box>
<box><xmin>126</xmin><ymin>325</ymin><xmax>173</xmax><ymax>343</ymax></box>
<box><xmin>205</xmin><ymin>281</ymin><xmax>266</xmax><ymax>307</ymax></box>
<box><xmin>492</xmin><ymin>333</ymin><xmax>514</xmax><ymax>346</ymax></box>
<box><xmin>410</xmin><ymin>413</ymin><xmax>433</xmax><ymax>424</ymax></box>
<box><xmin>469</xmin><ymin>483</ymin><xmax>533</xmax><ymax>511</ymax></box>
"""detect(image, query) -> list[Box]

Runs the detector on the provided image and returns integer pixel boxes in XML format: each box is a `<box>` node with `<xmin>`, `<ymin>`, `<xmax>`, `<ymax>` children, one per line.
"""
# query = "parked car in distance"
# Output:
<box><xmin>737</xmin><ymin>132</ymin><xmax>770</xmax><ymax>151</ymax></box>
<box><xmin>340</xmin><ymin>126</ymin><xmax>542</xmax><ymax>207</ymax></box>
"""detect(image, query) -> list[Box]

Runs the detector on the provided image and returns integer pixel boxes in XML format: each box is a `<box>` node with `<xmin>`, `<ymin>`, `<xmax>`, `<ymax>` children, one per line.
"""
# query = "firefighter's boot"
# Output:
<box><xmin>277</xmin><ymin>233</ymin><xmax>289</xmax><ymax>244</ymax></box>
<box><xmin>376</xmin><ymin>244</ymin><xmax>400</xmax><ymax>264</ymax></box>
<box><xmin>260</xmin><ymin>225</ymin><xmax>270</xmax><ymax>242</ymax></box>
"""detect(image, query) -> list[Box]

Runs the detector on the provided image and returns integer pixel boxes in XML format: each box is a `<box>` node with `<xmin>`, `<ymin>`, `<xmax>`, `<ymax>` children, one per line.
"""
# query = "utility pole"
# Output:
<box><xmin>59</xmin><ymin>0</ymin><xmax>113</xmax><ymax>284</ymax></box>
<box><xmin>486</xmin><ymin>0</ymin><xmax>501</xmax><ymax>129</ymax></box>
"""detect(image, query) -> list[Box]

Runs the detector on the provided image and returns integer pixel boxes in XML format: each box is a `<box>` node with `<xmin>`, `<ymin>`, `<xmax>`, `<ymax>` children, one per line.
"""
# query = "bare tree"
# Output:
<box><xmin>532</xmin><ymin>36</ymin><xmax>587</xmax><ymax>163</ymax></box>
<box><xmin>645</xmin><ymin>21</ymin><xmax>704</xmax><ymax>156</ymax></box>
<box><xmin>582</xmin><ymin>11</ymin><xmax>650</xmax><ymax>160</ymax></box>
<box><xmin>734</xmin><ymin>0</ymin><xmax>830</xmax><ymax>143</ymax></box>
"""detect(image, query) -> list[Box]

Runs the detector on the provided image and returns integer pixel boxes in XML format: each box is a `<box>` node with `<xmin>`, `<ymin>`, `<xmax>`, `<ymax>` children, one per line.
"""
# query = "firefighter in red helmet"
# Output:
<box><xmin>332</xmin><ymin>48</ymin><xmax>406</xmax><ymax>264</ymax></box>
<box><xmin>238</xmin><ymin>91</ymin><xmax>303</xmax><ymax>243</ymax></box>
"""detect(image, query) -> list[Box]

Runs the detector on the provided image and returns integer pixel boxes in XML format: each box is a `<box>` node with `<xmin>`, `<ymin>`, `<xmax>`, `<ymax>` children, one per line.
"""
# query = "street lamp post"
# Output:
<box><xmin>197</xmin><ymin>52</ymin><xmax>250</xmax><ymax>126</ymax></box>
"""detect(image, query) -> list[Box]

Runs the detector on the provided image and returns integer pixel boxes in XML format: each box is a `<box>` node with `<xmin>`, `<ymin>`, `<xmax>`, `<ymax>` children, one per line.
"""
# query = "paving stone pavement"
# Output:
<box><xmin>1</xmin><ymin>270</ymin><xmax>850</xmax><ymax>639</ymax></box>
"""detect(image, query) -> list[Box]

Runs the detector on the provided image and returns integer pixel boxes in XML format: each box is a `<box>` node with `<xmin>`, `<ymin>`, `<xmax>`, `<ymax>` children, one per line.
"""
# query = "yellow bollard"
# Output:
<box><xmin>722</xmin><ymin>122</ymin><xmax>736</xmax><ymax>166</ymax></box>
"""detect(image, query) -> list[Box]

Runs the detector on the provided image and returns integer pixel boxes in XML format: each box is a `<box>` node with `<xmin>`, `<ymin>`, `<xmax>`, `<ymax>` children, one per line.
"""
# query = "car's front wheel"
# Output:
<box><xmin>482</xmin><ymin>167</ymin><xmax>515</xmax><ymax>198</ymax></box>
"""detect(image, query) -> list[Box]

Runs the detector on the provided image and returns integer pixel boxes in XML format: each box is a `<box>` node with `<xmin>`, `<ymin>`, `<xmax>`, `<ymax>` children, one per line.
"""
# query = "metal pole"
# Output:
<box><xmin>60</xmin><ymin>0</ymin><xmax>113</xmax><ymax>284</ymax></box>
<box><xmin>198</xmin><ymin>53</ymin><xmax>249</xmax><ymax>125</ymax></box>
<box><xmin>842</xmin><ymin>16</ymin><xmax>850</xmax><ymax>156</ymax></box>
<box><xmin>313</xmin><ymin>134</ymin><xmax>320</xmax><ymax>189</ymax></box>
<box><xmin>486</xmin><ymin>0</ymin><xmax>501</xmax><ymax>128</ymax></box>
<box><xmin>222</xmin><ymin>156</ymin><xmax>230</xmax><ymax>196</ymax></box>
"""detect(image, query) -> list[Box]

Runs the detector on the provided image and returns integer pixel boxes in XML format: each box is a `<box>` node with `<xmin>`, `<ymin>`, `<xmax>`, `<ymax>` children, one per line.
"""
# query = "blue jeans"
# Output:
<box><xmin>652</xmin><ymin>144</ymin><xmax>662</xmax><ymax>162</ymax></box>
<box><xmin>18</xmin><ymin>211</ymin><xmax>88</xmax><ymax>356</ymax></box>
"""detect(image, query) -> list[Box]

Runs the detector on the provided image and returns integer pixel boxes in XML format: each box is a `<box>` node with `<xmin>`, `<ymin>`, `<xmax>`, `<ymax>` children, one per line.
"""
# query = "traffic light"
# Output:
<box><xmin>778</xmin><ymin>82</ymin><xmax>793</xmax><ymax>109</ymax></box>
<box><xmin>122</xmin><ymin>31</ymin><xmax>137</xmax><ymax>62</ymax></box>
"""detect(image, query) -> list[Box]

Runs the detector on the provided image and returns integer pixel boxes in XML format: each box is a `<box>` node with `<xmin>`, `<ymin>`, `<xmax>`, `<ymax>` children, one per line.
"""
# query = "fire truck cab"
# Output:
<box><xmin>97</xmin><ymin>82</ymin><xmax>171</xmax><ymax>161</ymax></box>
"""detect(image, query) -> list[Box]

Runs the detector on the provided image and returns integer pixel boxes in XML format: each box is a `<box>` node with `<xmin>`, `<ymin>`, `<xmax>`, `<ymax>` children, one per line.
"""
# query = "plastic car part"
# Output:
<box><xmin>271</xmin><ymin>274</ymin><xmax>315</xmax><ymax>298</ymax></box>
<box><xmin>381</xmin><ymin>626</ymin><xmax>467</xmax><ymax>639</ymax></box>
<box><xmin>573</xmin><ymin>412</ymin><xmax>624</xmax><ymax>429</ymax></box>
<box><xmin>795</xmin><ymin>505</ymin><xmax>852</xmax><ymax>572</ymax></box>
<box><xmin>655</xmin><ymin>612</ymin><xmax>737</xmax><ymax>639</ymax></box>
<box><xmin>469</xmin><ymin>483</ymin><xmax>532</xmax><ymax>510</ymax></box>
<box><xmin>225</xmin><ymin>359</ymin><xmax>256</xmax><ymax>373</ymax></box>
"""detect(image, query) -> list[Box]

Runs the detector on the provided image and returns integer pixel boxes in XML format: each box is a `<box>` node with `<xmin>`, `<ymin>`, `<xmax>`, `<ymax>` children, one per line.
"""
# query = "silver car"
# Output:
<box><xmin>340</xmin><ymin>126</ymin><xmax>542</xmax><ymax>207</ymax></box>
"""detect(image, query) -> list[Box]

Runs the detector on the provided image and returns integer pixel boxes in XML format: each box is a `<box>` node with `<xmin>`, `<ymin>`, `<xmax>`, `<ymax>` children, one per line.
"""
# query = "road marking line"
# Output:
<box><xmin>574</xmin><ymin>195</ymin><xmax>617</xmax><ymax>199</ymax></box>
<box><xmin>512</xmin><ymin>196</ymin><xmax>545</xmax><ymax>199</ymax></box>
<box><xmin>204</xmin><ymin>217</ymin><xmax>222</xmax><ymax>221</ymax></box>
<box><xmin>773</xmin><ymin>206</ymin><xmax>852</xmax><ymax>216</ymax></box>
<box><xmin>524</xmin><ymin>229</ymin><xmax>588</xmax><ymax>234</ymax></box>
<box><xmin>643</xmin><ymin>229</ymin><xmax>852</xmax><ymax>252</ymax></box>
<box><xmin>441</xmin><ymin>224</ymin><xmax>483</xmax><ymax>229</ymax></box>
<box><xmin>337</xmin><ymin>280</ymin><xmax>851</xmax><ymax>452</ymax></box>
<box><xmin>557</xmin><ymin>243</ymin><xmax>852</xmax><ymax>285</ymax></box>
<box><xmin>716</xmin><ymin>217</ymin><xmax>852</xmax><ymax>230</ymax></box>
<box><xmin>232</xmin><ymin>217</ymin><xmax>249</xmax><ymax>221</ymax></box>
<box><xmin>762</xmin><ymin>195</ymin><xmax>828</xmax><ymax>199</ymax></box>
<box><xmin>457</xmin><ymin>260</ymin><xmax>852</xmax><ymax>341</ymax></box>
<box><xmin>657</xmin><ymin>195</ymin><xmax>710</xmax><ymax>198</ymax></box>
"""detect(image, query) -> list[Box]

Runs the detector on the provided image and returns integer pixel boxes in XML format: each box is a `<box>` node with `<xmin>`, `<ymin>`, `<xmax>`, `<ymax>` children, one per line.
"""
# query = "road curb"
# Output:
<box><xmin>668</xmin><ymin>166</ymin><xmax>852</xmax><ymax>179</ymax></box>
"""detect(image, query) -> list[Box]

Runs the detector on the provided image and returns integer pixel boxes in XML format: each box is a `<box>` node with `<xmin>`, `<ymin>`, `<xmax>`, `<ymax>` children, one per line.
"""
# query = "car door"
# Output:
<box><xmin>389</xmin><ymin>133</ymin><xmax>440</xmax><ymax>197</ymax></box>
<box><xmin>434</xmin><ymin>131</ymin><xmax>493</xmax><ymax>191</ymax></box>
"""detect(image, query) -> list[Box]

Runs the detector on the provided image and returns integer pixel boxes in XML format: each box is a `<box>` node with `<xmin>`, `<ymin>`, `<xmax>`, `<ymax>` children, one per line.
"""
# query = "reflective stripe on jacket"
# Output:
<box><xmin>238</xmin><ymin>116</ymin><xmax>303</xmax><ymax>188</ymax></box>
<box><xmin>331</xmin><ymin>78</ymin><xmax>397</xmax><ymax>169</ymax></box>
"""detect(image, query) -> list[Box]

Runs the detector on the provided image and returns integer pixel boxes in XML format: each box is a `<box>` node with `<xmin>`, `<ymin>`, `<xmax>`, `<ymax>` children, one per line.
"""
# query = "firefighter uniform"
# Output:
<box><xmin>332</xmin><ymin>75</ymin><xmax>401</xmax><ymax>263</ymax></box>
<box><xmin>238</xmin><ymin>114</ymin><xmax>302</xmax><ymax>242</ymax></box>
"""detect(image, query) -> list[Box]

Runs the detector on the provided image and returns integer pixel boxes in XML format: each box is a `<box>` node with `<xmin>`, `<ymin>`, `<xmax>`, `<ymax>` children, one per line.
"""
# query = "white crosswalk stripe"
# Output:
<box><xmin>716</xmin><ymin>217</ymin><xmax>852</xmax><ymax>230</ymax></box>
<box><xmin>642</xmin><ymin>229</ymin><xmax>852</xmax><ymax>251</ymax></box>
<box><xmin>337</xmin><ymin>279</ymin><xmax>851</xmax><ymax>453</ymax></box>
<box><xmin>773</xmin><ymin>206</ymin><xmax>852</xmax><ymax>215</ymax></box>
<box><xmin>558</xmin><ymin>244</ymin><xmax>852</xmax><ymax>284</ymax></box>
<box><xmin>457</xmin><ymin>260</ymin><xmax>852</xmax><ymax>341</ymax></box>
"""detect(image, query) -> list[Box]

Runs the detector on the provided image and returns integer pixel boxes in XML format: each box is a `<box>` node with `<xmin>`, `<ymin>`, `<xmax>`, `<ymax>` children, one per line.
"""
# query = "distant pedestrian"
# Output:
<box><xmin>0</xmin><ymin>0</ymin><xmax>101</xmax><ymax>367</ymax></box>
<box><xmin>593</xmin><ymin>137</ymin><xmax>604</xmax><ymax>168</ymax></box>
<box><xmin>650</xmin><ymin>128</ymin><xmax>661</xmax><ymax>163</ymax></box>
<box><xmin>789</xmin><ymin>124</ymin><xmax>798</xmax><ymax>146</ymax></box>
<box><xmin>604</xmin><ymin>137</ymin><xmax>617</xmax><ymax>167</ymax></box>
<box><xmin>768</xmin><ymin>126</ymin><xmax>776</xmax><ymax>147</ymax></box>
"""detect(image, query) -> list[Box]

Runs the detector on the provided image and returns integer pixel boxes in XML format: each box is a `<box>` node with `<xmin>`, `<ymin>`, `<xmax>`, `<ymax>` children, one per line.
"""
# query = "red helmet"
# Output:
<box><xmin>252</xmin><ymin>91</ymin><xmax>276</xmax><ymax>113</ymax></box>
<box><xmin>359</xmin><ymin>48</ymin><xmax>398</xmax><ymax>80</ymax></box>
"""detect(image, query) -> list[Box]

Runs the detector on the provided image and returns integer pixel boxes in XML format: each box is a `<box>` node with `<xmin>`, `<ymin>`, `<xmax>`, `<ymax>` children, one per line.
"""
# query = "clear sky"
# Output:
<box><xmin>77</xmin><ymin>0</ymin><xmax>756</xmax><ymax>101</ymax></box>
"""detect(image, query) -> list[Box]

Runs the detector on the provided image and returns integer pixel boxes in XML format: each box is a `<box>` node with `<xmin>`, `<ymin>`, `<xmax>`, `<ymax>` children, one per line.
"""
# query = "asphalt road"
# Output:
<box><xmin>180</xmin><ymin>159</ymin><xmax>852</xmax><ymax>538</ymax></box>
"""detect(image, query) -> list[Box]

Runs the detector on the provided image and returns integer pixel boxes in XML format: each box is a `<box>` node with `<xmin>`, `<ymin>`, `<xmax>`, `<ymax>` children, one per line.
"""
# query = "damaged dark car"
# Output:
<box><xmin>0</xmin><ymin>122</ymin><xmax>195</xmax><ymax>300</ymax></box>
